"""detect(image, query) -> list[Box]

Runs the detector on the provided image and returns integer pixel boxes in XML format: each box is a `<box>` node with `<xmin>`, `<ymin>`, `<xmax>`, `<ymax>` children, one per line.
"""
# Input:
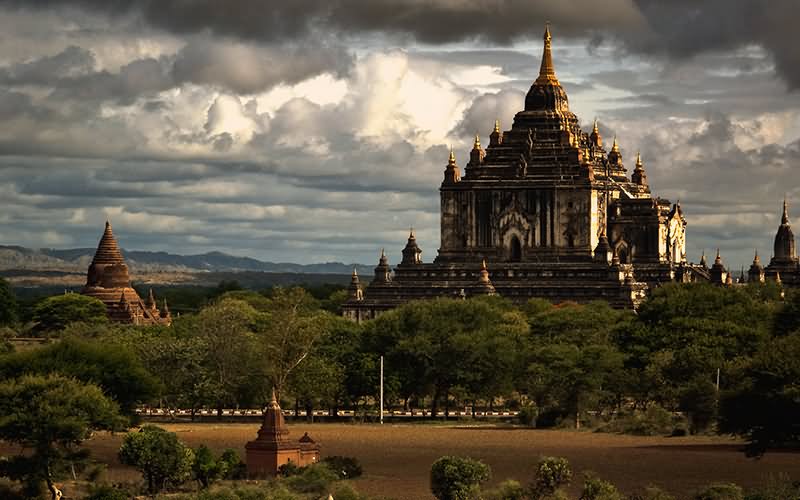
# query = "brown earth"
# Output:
<box><xmin>77</xmin><ymin>423</ymin><xmax>800</xmax><ymax>499</ymax></box>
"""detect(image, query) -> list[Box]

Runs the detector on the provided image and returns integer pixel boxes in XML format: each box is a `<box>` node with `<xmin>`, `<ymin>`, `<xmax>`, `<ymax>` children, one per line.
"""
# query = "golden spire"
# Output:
<box><xmin>611</xmin><ymin>135</ymin><xmax>619</xmax><ymax>153</ymax></box>
<box><xmin>535</xmin><ymin>22</ymin><xmax>559</xmax><ymax>84</ymax></box>
<box><xmin>635</xmin><ymin>151</ymin><xmax>642</xmax><ymax>168</ymax></box>
<box><xmin>481</xmin><ymin>258</ymin><xmax>487</xmax><ymax>270</ymax></box>
<box><xmin>753</xmin><ymin>249</ymin><xmax>760</xmax><ymax>265</ymax></box>
<box><xmin>715</xmin><ymin>248</ymin><xmax>722</xmax><ymax>265</ymax></box>
<box><xmin>409</xmin><ymin>227</ymin><xmax>415</xmax><ymax>238</ymax></box>
<box><xmin>592</xmin><ymin>118</ymin><xmax>599</xmax><ymax>135</ymax></box>
<box><xmin>782</xmin><ymin>196</ymin><xmax>790</xmax><ymax>225</ymax></box>
<box><xmin>494</xmin><ymin>119</ymin><xmax>500</xmax><ymax>134</ymax></box>
<box><xmin>473</xmin><ymin>134</ymin><xmax>481</xmax><ymax>149</ymax></box>
<box><xmin>448</xmin><ymin>148</ymin><xmax>456</xmax><ymax>165</ymax></box>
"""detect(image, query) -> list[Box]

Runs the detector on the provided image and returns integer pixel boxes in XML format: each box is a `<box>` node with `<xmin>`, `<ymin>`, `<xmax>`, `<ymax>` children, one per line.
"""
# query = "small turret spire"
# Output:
<box><xmin>494</xmin><ymin>119</ymin><xmax>500</xmax><ymax>134</ymax></box>
<box><xmin>754</xmin><ymin>248</ymin><xmax>760</xmax><ymax>265</ymax></box>
<box><xmin>715</xmin><ymin>248</ymin><xmax>722</xmax><ymax>265</ymax></box>
<box><xmin>448</xmin><ymin>148</ymin><xmax>456</xmax><ymax>165</ymax></box>
<box><xmin>611</xmin><ymin>135</ymin><xmax>619</xmax><ymax>153</ymax></box>
<box><xmin>474</xmin><ymin>134</ymin><xmax>481</xmax><ymax>149</ymax></box>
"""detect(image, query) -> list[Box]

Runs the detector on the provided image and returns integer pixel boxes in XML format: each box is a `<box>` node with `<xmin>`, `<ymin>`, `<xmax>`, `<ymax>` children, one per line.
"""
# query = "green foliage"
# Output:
<box><xmin>530</xmin><ymin>456</ymin><xmax>572</xmax><ymax>499</ymax></box>
<box><xmin>580</xmin><ymin>472</ymin><xmax>625</xmax><ymax>500</ymax></box>
<box><xmin>32</xmin><ymin>293</ymin><xmax>108</xmax><ymax>333</ymax></box>
<box><xmin>219</xmin><ymin>449</ymin><xmax>246</xmax><ymax>480</ymax></box>
<box><xmin>484</xmin><ymin>479</ymin><xmax>526</xmax><ymax>500</ymax></box>
<box><xmin>165</xmin><ymin>482</ymin><xmax>301</xmax><ymax>500</ymax></box>
<box><xmin>0</xmin><ymin>278</ymin><xmax>18</xmax><ymax>326</ymax></box>
<box><xmin>430</xmin><ymin>455</ymin><xmax>491</xmax><ymax>500</ymax></box>
<box><xmin>517</xmin><ymin>403</ymin><xmax>538</xmax><ymax>427</ymax></box>
<box><xmin>367</xmin><ymin>297</ymin><xmax>527</xmax><ymax>414</ymax></box>
<box><xmin>0</xmin><ymin>326</ymin><xmax>15</xmax><ymax>354</ymax></box>
<box><xmin>0</xmin><ymin>338</ymin><xmax>160</xmax><ymax>415</ymax></box>
<box><xmin>192</xmin><ymin>444</ymin><xmax>227</xmax><ymax>488</ymax></box>
<box><xmin>719</xmin><ymin>331</ymin><xmax>800</xmax><ymax>455</ymax></box>
<box><xmin>633</xmin><ymin>486</ymin><xmax>677</xmax><ymax>500</ymax></box>
<box><xmin>118</xmin><ymin>425</ymin><xmax>194</xmax><ymax>494</ymax></box>
<box><xmin>331</xmin><ymin>483</ymin><xmax>366</xmax><ymax>500</ymax></box>
<box><xmin>322</xmin><ymin>455</ymin><xmax>363</xmax><ymax>479</ymax></box>
<box><xmin>0</xmin><ymin>374</ymin><xmax>123</xmax><ymax>496</ymax></box>
<box><xmin>693</xmin><ymin>483</ymin><xmax>744</xmax><ymax>500</ymax></box>
<box><xmin>284</xmin><ymin>462</ymin><xmax>340</xmax><ymax>495</ymax></box>
<box><xmin>599</xmin><ymin>405</ymin><xmax>678</xmax><ymax>436</ymax></box>
<box><xmin>744</xmin><ymin>474</ymin><xmax>800</xmax><ymax>500</ymax></box>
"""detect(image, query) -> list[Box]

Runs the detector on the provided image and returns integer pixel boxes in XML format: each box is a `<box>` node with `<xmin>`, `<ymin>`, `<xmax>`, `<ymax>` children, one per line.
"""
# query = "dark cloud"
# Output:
<box><xmin>1</xmin><ymin>0</ymin><xmax>797</xmax><ymax>88</ymax></box>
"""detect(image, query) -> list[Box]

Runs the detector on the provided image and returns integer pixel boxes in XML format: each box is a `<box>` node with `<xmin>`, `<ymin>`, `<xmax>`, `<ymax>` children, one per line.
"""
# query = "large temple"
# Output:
<box><xmin>745</xmin><ymin>199</ymin><xmax>800</xmax><ymax>286</ymax></box>
<box><xmin>81</xmin><ymin>221</ymin><xmax>172</xmax><ymax>325</ymax></box>
<box><xmin>343</xmin><ymin>25</ymin><xmax>706</xmax><ymax>322</ymax></box>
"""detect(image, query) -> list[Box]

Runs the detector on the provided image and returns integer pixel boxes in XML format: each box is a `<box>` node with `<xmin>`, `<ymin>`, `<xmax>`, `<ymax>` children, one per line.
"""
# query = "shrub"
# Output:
<box><xmin>600</xmin><ymin>406</ymin><xmax>677</xmax><ymax>436</ymax></box>
<box><xmin>284</xmin><ymin>463</ymin><xmax>339</xmax><ymax>495</ymax></box>
<box><xmin>518</xmin><ymin>404</ymin><xmax>539</xmax><ymax>427</ymax></box>
<box><xmin>331</xmin><ymin>483</ymin><xmax>365</xmax><ymax>500</ymax></box>
<box><xmin>430</xmin><ymin>455</ymin><xmax>492</xmax><ymax>500</ymax></box>
<box><xmin>580</xmin><ymin>472</ymin><xmax>624</xmax><ymax>500</ymax></box>
<box><xmin>118</xmin><ymin>425</ymin><xmax>194</xmax><ymax>494</ymax></box>
<box><xmin>322</xmin><ymin>455</ymin><xmax>363</xmax><ymax>479</ymax></box>
<box><xmin>278</xmin><ymin>461</ymin><xmax>304</xmax><ymax>477</ymax></box>
<box><xmin>219</xmin><ymin>449</ymin><xmax>246</xmax><ymax>480</ymax></box>
<box><xmin>693</xmin><ymin>483</ymin><xmax>744</xmax><ymax>500</ymax></box>
<box><xmin>531</xmin><ymin>456</ymin><xmax>572</xmax><ymax>499</ymax></box>
<box><xmin>193</xmin><ymin>444</ymin><xmax>226</xmax><ymax>488</ymax></box>
<box><xmin>743</xmin><ymin>474</ymin><xmax>800</xmax><ymax>500</ymax></box>
<box><xmin>484</xmin><ymin>479</ymin><xmax>526</xmax><ymax>500</ymax></box>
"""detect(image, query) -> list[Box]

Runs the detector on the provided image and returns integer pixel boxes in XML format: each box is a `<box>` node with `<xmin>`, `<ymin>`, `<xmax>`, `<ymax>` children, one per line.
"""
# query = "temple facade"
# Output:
<box><xmin>343</xmin><ymin>25</ymin><xmax>704</xmax><ymax>322</ymax></box>
<box><xmin>81</xmin><ymin>221</ymin><xmax>172</xmax><ymax>325</ymax></box>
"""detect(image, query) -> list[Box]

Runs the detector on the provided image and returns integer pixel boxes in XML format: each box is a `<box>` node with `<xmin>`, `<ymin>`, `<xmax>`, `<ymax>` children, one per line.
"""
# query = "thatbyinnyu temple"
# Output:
<box><xmin>81</xmin><ymin>221</ymin><xmax>172</xmax><ymax>325</ymax></box>
<box><xmin>343</xmin><ymin>25</ymin><xmax>707</xmax><ymax>321</ymax></box>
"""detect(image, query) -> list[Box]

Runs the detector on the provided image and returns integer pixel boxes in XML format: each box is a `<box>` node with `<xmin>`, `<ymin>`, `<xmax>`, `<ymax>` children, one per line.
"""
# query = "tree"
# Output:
<box><xmin>32</xmin><ymin>293</ymin><xmax>108</xmax><ymax>334</ymax></box>
<box><xmin>430</xmin><ymin>456</ymin><xmax>491</xmax><ymax>500</ymax></box>
<box><xmin>0</xmin><ymin>277</ymin><xmax>17</xmax><ymax>326</ymax></box>
<box><xmin>258</xmin><ymin>287</ymin><xmax>330</xmax><ymax>400</ymax></box>
<box><xmin>0</xmin><ymin>338</ymin><xmax>160</xmax><ymax>415</ymax></box>
<box><xmin>195</xmin><ymin>298</ymin><xmax>262</xmax><ymax>415</ymax></box>
<box><xmin>0</xmin><ymin>374</ymin><xmax>123</xmax><ymax>500</ymax></box>
<box><xmin>719</xmin><ymin>332</ymin><xmax>800</xmax><ymax>456</ymax></box>
<box><xmin>118</xmin><ymin>425</ymin><xmax>194</xmax><ymax>494</ymax></box>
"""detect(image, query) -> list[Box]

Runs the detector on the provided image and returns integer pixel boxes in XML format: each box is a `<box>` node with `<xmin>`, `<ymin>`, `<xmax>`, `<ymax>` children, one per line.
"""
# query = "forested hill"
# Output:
<box><xmin>0</xmin><ymin>245</ymin><xmax>371</xmax><ymax>275</ymax></box>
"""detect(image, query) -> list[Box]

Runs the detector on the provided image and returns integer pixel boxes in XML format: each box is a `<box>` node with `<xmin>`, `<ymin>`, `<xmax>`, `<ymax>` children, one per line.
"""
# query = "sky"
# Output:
<box><xmin>0</xmin><ymin>1</ymin><xmax>799</xmax><ymax>271</ymax></box>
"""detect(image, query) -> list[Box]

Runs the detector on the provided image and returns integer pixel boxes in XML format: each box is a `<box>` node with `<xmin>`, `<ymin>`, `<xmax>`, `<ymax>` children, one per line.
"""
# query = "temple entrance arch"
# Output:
<box><xmin>510</xmin><ymin>235</ymin><xmax>522</xmax><ymax>262</ymax></box>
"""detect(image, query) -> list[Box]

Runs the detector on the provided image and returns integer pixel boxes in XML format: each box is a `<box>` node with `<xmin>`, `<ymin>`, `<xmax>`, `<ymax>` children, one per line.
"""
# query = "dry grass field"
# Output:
<box><xmin>77</xmin><ymin>422</ymin><xmax>800</xmax><ymax>499</ymax></box>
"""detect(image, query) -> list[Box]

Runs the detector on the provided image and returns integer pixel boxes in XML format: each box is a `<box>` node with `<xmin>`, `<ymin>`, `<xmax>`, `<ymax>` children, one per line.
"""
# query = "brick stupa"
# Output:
<box><xmin>245</xmin><ymin>390</ymin><xmax>320</xmax><ymax>477</ymax></box>
<box><xmin>81</xmin><ymin>221</ymin><xmax>171</xmax><ymax>325</ymax></box>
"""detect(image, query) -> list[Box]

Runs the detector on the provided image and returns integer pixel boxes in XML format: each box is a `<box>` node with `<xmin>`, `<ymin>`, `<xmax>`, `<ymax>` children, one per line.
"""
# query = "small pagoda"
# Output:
<box><xmin>81</xmin><ymin>221</ymin><xmax>171</xmax><ymax>325</ymax></box>
<box><xmin>245</xmin><ymin>390</ymin><xmax>320</xmax><ymax>478</ymax></box>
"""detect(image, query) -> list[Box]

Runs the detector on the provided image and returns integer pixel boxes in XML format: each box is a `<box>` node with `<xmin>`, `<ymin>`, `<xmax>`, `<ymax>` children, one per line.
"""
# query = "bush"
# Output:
<box><xmin>322</xmin><ymin>455</ymin><xmax>363</xmax><ymax>479</ymax></box>
<box><xmin>193</xmin><ymin>444</ymin><xmax>226</xmax><ymax>488</ymax></box>
<box><xmin>530</xmin><ymin>456</ymin><xmax>572</xmax><ymax>499</ymax></box>
<box><xmin>331</xmin><ymin>483</ymin><xmax>365</xmax><ymax>500</ymax></box>
<box><xmin>278</xmin><ymin>461</ymin><xmax>303</xmax><ymax>477</ymax></box>
<box><xmin>118</xmin><ymin>425</ymin><xmax>194</xmax><ymax>494</ymax></box>
<box><xmin>167</xmin><ymin>482</ymin><xmax>301</xmax><ymax>500</ymax></box>
<box><xmin>693</xmin><ymin>483</ymin><xmax>744</xmax><ymax>500</ymax></box>
<box><xmin>430</xmin><ymin>456</ymin><xmax>491</xmax><ymax>500</ymax></box>
<box><xmin>219</xmin><ymin>449</ymin><xmax>246</xmax><ymax>480</ymax></box>
<box><xmin>518</xmin><ymin>404</ymin><xmax>538</xmax><ymax>427</ymax></box>
<box><xmin>580</xmin><ymin>472</ymin><xmax>624</xmax><ymax>500</ymax></box>
<box><xmin>284</xmin><ymin>463</ymin><xmax>339</xmax><ymax>495</ymax></box>
<box><xmin>743</xmin><ymin>474</ymin><xmax>800</xmax><ymax>500</ymax></box>
<box><xmin>600</xmin><ymin>406</ymin><xmax>677</xmax><ymax>436</ymax></box>
<box><xmin>484</xmin><ymin>479</ymin><xmax>526</xmax><ymax>500</ymax></box>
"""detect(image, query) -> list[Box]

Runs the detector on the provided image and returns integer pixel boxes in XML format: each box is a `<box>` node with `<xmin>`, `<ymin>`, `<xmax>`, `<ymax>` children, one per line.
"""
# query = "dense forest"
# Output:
<box><xmin>0</xmin><ymin>277</ymin><xmax>798</xmax><ymax>457</ymax></box>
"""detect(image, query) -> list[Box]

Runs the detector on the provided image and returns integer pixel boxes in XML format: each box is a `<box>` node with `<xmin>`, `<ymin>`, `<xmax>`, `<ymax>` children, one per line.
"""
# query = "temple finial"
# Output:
<box><xmin>635</xmin><ymin>151</ymin><xmax>642</xmax><ymax>167</ymax></box>
<box><xmin>592</xmin><ymin>118</ymin><xmax>599</xmax><ymax>134</ymax></box>
<box><xmin>473</xmin><ymin>133</ymin><xmax>481</xmax><ymax>149</ymax></box>
<box><xmin>494</xmin><ymin>119</ymin><xmax>500</xmax><ymax>133</ymax></box>
<box><xmin>536</xmin><ymin>22</ymin><xmax>558</xmax><ymax>84</ymax></box>
<box><xmin>782</xmin><ymin>197</ymin><xmax>790</xmax><ymax>225</ymax></box>
<box><xmin>352</xmin><ymin>267</ymin><xmax>358</xmax><ymax>277</ymax></box>
<box><xmin>611</xmin><ymin>135</ymin><xmax>619</xmax><ymax>153</ymax></box>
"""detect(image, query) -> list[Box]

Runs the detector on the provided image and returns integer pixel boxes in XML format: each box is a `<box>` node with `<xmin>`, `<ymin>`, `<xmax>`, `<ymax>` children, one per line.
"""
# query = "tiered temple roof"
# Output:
<box><xmin>81</xmin><ymin>221</ymin><xmax>171</xmax><ymax>325</ymax></box>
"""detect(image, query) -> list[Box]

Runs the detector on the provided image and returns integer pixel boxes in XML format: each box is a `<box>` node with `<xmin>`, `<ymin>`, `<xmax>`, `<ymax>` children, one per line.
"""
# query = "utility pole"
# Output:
<box><xmin>380</xmin><ymin>355</ymin><xmax>384</xmax><ymax>425</ymax></box>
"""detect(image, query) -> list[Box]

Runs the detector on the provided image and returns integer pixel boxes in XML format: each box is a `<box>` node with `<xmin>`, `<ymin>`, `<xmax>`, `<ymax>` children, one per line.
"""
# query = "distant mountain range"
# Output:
<box><xmin>0</xmin><ymin>245</ymin><xmax>372</xmax><ymax>275</ymax></box>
